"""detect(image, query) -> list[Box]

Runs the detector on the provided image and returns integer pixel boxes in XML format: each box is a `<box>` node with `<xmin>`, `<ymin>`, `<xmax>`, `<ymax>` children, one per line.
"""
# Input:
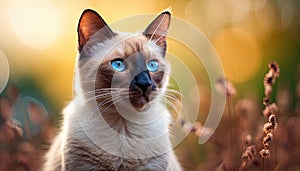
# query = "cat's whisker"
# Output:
<box><xmin>164</xmin><ymin>92</ymin><xmax>179</xmax><ymax>100</ymax></box>
<box><xmin>164</xmin><ymin>94</ymin><xmax>181</xmax><ymax>103</ymax></box>
<box><xmin>153</xmin><ymin>42</ymin><xmax>174</xmax><ymax>49</ymax></box>
<box><xmin>80</xmin><ymin>89</ymin><xmax>110</xmax><ymax>96</ymax></box>
<box><xmin>153</xmin><ymin>43</ymin><xmax>167</xmax><ymax>50</ymax></box>
<box><xmin>165</xmin><ymin>88</ymin><xmax>182</xmax><ymax>94</ymax></box>
<box><xmin>151</xmin><ymin>31</ymin><xmax>169</xmax><ymax>46</ymax></box>
<box><xmin>94</xmin><ymin>93</ymin><xmax>115</xmax><ymax>100</ymax></box>
<box><xmin>100</xmin><ymin>97</ymin><xmax>124</xmax><ymax>114</ymax></box>
<box><xmin>149</xmin><ymin>36</ymin><xmax>175</xmax><ymax>52</ymax></box>
<box><xmin>97</xmin><ymin>95</ymin><xmax>125</xmax><ymax>111</ymax></box>
<box><xmin>82</xmin><ymin>89</ymin><xmax>131</xmax><ymax>104</ymax></box>
<box><xmin>94</xmin><ymin>88</ymin><xmax>128</xmax><ymax>92</ymax></box>
<box><xmin>95</xmin><ymin>88</ymin><xmax>128</xmax><ymax>90</ymax></box>
<box><xmin>157</xmin><ymin>89</ymin><xmax>184</xmax><ymax>100</ymax></box>
<box><xmin>83</xmin><ymin>95</ymin><xmax>125</xmax><ymax>125</ymax></box>
<box><xmin>82</xmin><ymin>97</ymin><xmax>114</xmax><ymax>125</ymax></box>
<box><xmin>83</xmin><ymin>88</ymin><xmax>128</xmax><ymax>95</ymax></box>
<box><xmin>164</xmin><ymin>91</ymin><xmax>181</xmax><ymax>98</ymax></box>
<box><xmin>82</xmin><ymin>92</ymin><xmax>116</xmax><ymax>103</ymax></box>
<box><xmin>165</xmin><ymin>100</ymin><xmax>182</xmax><ymax>116</ymax></box>
<box><xmin>79</xmin><ymin>80</ymin><xmax>96</xmax><ymax>83</ymax></box>
<box><xmin>152</xmin><ymin>22</ymin><xmax>175</xmax><ymax>46</ymax></box>
<box><xmin>88</xmin><ymin>97</ymin><xmax>124</xmax><ymax>127</ymax></box>
<box><xmin>164</xmin><ymin>97</ymin><xmax>183</xmax><ymax>112</ymax></box>
<box><xmin>166</xmin><ymin>90</ymin><xmax>184</xmax><ymax>98</ymax></box>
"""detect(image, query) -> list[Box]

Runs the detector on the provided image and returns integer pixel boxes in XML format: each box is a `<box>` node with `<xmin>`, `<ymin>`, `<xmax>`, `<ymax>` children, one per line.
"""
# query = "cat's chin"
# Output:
<box><xmin>130</xmin><ymin>95</ymin><xmax>152</xmax><ymax>111</ymax></box>
<box><xmin>132</xmin><ymin>96</ymin><xmax>148</xmax><ymax>108</ymax></box>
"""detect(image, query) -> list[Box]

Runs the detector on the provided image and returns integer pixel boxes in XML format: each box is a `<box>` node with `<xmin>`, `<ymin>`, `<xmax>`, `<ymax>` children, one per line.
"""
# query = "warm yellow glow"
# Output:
<box><xmin>8</xmin><ymin>0</ymin><xmax>61</xmax><ymax>50</ymax></box>
<box><xmin>213</xmin><ymin>27</ymin><xmax>262</xmax><ymax>82</ymax></box>
<box><xmin>0</xmin><ymin>49</ymin><xmax>10</xmax><ymax>93</ymax></box>
<box><xmin>184</xmin><ymin>0</ymin><xmax>251</xmax><ymax>36</ymax></box>
<box><xmin>255</xmin><ymin>0</ymin><xmax>277</xmax><ymax>33</ymax></box>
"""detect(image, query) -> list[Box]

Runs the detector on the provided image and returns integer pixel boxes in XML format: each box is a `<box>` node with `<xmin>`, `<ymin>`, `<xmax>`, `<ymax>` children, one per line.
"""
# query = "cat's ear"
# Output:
<box><xmin>77</xmin><ymin>9</ymin><xmax>114</xmax><ymax>52</ymax></box>
<box><xmin>144</xmin><ymin>11</ymin><xmax>171</xmax><ymax>55</ymax></box>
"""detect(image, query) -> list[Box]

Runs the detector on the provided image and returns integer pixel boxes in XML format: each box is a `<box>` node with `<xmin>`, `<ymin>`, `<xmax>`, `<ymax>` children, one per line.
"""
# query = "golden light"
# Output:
<box><xmin>255</xmin><ymin>0</ymin><xmax>276</xmax><ymax>33</ymax></box>
<box><xmin>254</xmin><ymin>0</ymin><xmax>268</xmax><ymax>10</ymax></box>
<box><xmin>184</xmin><ymin>0</ymin><xmax>251</xmax><ymax>37</ymax></box>
<box><xmin>213</xmin><ymin>27</ymin><xmax>262</xmax><ymax>83</ymax></box>
<box><xmin>0</xmin><ymin>49</ymin><xmax>10</xmax><ymax>93</ymax></box>
<box><xmin>8</xmin><ymin>0</ymin><xmax>61</xmax><ymax>50</ymax></box>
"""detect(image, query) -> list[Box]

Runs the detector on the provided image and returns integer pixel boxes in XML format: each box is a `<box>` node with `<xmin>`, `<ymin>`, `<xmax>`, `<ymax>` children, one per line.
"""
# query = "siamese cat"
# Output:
<box><xmin>44</xmin><ymin>9</ymin><xmax>182</xmax><ymax>171</ymax></box>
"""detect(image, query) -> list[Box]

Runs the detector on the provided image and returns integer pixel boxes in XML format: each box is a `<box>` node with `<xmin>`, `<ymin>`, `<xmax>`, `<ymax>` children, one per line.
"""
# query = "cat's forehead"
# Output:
<box><xmin>108</xmin><ymin>34</ymin><xmax>161</xmax><ymax>60</ymax></box>
<box><xmin>123</xmin><ymin>35</ymin><xmax>149</xmax><ymax>57</ymax></box>
<box><xmin>87</xmin><ymin>33</ymin><xmax>164</xmax><ymax>65</ymax></box>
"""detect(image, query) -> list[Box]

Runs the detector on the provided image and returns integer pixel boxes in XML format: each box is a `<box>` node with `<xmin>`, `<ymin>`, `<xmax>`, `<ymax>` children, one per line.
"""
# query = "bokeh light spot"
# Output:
<box><xmin>213</xmin><ymin>28</ymin><xmax>262</xmax><ymax>83</ymax></box>
<box><xmin>8</xmin><ymin>0</ymin><xmax>61</xmax><ymax>50</ymax></box>
<box><xmin>0</xmin><ymin>49</ymin><xmax>10</xmax><ymax>94</ymax></box>
<box><xmin>13</xmin><ymin>96</ymin><xmax>49</xmax><ymax>137</ymax></box>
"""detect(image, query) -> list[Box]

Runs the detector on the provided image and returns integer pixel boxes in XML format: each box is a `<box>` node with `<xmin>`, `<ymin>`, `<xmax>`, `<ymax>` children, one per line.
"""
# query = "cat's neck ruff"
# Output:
<box><xmin>64</xmin><ymin>94</ymin><xmax>172</xmax><ymax>159</ymax></box>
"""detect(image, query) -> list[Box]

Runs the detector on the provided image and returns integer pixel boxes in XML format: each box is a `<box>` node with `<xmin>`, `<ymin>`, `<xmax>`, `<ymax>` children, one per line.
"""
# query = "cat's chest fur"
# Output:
<box><xmin>65</xmin><ymin>134</ymin><xmax>169</xmax><ymax>171</ymax></box>
<box><xmin>60</xmin><ymin>101</ymin><xmax>172</xmax><ymax>171</ymax></box>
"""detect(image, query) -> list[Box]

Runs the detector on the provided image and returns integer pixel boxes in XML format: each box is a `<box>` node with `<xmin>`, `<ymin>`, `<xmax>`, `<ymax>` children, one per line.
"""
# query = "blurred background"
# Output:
<box><xmin>0</xmin><ymin>0</ymin><xmax>300</xmax><ymax>170</ymax></box>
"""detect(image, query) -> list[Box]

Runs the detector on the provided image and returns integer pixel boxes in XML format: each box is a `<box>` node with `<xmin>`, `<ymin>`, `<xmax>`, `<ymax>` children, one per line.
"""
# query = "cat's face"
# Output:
<box><xmin>76</xmin><ymin>9</ymin><xmax>170</xmax><ymax>111</ymax></box>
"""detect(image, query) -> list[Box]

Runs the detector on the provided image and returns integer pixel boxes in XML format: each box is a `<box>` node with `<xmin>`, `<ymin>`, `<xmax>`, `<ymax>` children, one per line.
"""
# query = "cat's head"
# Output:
<box><xmin>76</xmin><ymin>9</ymin><xmax>171</xmax><ymax>112</ymax></box>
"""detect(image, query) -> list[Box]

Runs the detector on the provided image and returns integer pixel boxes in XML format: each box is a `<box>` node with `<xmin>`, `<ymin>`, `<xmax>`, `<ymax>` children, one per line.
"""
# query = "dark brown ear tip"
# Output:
<box><xmin>161</xmin><ymin>11</ymin><xmax>171</xmax><ymax>16</ymax></box>
<box><xmin>79</xmin><ymin>9</ymin><xmax>101</xmax><ymax>21</ymax></box>
<box><xmin>81</xmin><ymin>9</ymin><xmax>98</xmax><ymax>15</ymax></box>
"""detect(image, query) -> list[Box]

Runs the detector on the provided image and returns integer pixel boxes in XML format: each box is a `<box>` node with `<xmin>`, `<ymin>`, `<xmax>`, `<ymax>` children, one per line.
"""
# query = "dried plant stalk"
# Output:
<box><xmin>259</xmin><ymin>61</ymin><xmax>280</xmax><ymax>170</ymax></box>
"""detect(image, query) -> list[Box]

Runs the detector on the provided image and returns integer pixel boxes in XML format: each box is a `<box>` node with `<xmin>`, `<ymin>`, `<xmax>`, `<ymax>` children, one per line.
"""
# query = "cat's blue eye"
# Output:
<box><xmin>147</xmin><ymin>60</ymin><xmax>159</xmax><ymax>72</ymax></box>
<box><xmin>111</xmin><ymin>59</ymin><xmax>126</xmax><ymax>72</ymax></box>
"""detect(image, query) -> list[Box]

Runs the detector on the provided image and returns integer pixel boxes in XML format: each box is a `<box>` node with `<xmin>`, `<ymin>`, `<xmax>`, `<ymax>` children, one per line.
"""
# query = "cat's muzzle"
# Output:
<box><xmin>129</xmin><ymin>70</ymin><xmax>157</xmax><ymax>109</ymax></box>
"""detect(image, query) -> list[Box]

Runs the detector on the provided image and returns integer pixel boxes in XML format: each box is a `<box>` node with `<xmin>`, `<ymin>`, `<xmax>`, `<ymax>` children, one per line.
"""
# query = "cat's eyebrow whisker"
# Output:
<box><xmin>153</xmin><ymin>43</ymin><xmax>167</xmax><ymax>50</ymax></box>
<box><xmin>153</xmin><ymin>41</ymin><xmax>176</xmax><ymax>50</ymax></box>
<box><xmin>151</xmin><ymin>31</ymin><xmax>168</xmax><ymax>46</ymax></box>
